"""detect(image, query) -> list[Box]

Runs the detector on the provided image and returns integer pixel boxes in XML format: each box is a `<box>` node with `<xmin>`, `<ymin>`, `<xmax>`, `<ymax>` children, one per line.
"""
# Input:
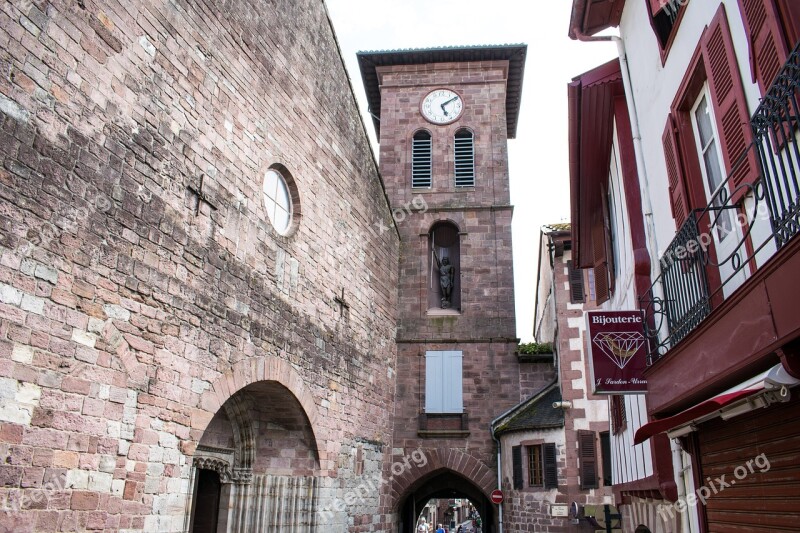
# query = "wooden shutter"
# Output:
<box><xmin>611</xmin><ymin>395</ymin><xmax>627</xmax><ymax>435</ymax></box>
<box><xmin>567</xmin><ymin>260</ymin><xmax>585</xmax><ymax>303</ymax></box>
<box><xmin>543</xmin><ymin>443</ymin><xmax>558</xmax><ymax>489</ymax></box>
<box><xmin>776</xmin><ymin>0</ymin><xmax>800</xmax><ymax>49</ymax></box>
<box><xmin>592</xmin><ymin>221</ymin><xmax>610</xmax><ymax>305</ymax></box>
<box><xmin>602</xmin><ymin>189</ymin><xmax>616</xmax><ymax>293</ymax></box>
<box><xmin>442</xmin><ymin>351</ymin><xmax>463</xmax><ymax>413</ymax></box>
<box><xmin>663</xmin><ymin>114</ymin><xmax>691</xmax><ymax>228</ymax></box>
<box><xmin>738</xmin><ymin>0</ymin><xmax>789</xmax><ymax>95</ymax></box>
<box><xmin>578</xmin><ymin>430</ymin><xmax>598</xmax><ymax>490</ymax></box>
<box><xmin>512</xmin><ymin>445</ymin><xmax>523</xmax><ymax>490</ymax></box>
<box><xmin>425</xmin><ymin>351</ymin><xmax>443</xmax><ymax>413</ymax></box>
<box><xmin>701</xmin><ymin>7</ymin><xmax>759</xmax><ymax>198</ymax></box>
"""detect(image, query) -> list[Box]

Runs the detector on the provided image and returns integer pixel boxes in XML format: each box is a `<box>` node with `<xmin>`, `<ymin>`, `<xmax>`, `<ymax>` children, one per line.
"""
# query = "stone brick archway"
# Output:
<box><xmin>194</xmin><ymin>355</ymin><xmax>326</xmax><ymax>469</ymax></box>
<box><xmin>393</xmin><ymin>450</ymin><xmax>497</xmax><ymax>533</ymax></box>
<box><xmin>188</xmin><ymin>356</ymin><xmax>327</xmax><ymax>532</ymax></box>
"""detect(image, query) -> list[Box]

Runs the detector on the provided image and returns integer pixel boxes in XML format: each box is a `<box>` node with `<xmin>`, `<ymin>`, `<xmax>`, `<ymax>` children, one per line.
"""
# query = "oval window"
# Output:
<box><xmin>263</xmin><ymin>168</ymin><xmax>292</xmax><ymax>234</ymax></box>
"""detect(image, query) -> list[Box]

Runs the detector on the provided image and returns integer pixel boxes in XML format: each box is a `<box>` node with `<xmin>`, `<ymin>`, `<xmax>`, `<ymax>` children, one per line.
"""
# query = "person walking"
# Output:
<box><xmin>417</xmin><ymin>518</ymin><xmax>430</xmax><ymax>533</ymax></box>
<box><xmin>436</xmin><ymin>524</ymin><xmax>445</xmax><ymax>533</ymax></box>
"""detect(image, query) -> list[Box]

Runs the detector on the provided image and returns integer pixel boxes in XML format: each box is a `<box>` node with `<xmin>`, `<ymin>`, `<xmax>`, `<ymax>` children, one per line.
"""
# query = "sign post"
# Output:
<box><xmin>585</xmin><ymin>310</ymin><xmax>648</xmax><ymax>394</ymax></box>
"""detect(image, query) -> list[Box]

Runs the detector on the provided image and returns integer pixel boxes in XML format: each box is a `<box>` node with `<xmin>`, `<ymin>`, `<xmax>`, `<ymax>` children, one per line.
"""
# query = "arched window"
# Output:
<box><xmin>428</xmin><ymin>222</ymin><xmax>461</xmax><ymax>311</ymax></box>
<box><xmin>412</xmin><ymin>130</ymin><xmax>432</xmax><ymax>188</ymax></box>
<box><xmin>454</xmin><ymin>129</ymin><xmax>475</xmax><ymax>187</ymax></box>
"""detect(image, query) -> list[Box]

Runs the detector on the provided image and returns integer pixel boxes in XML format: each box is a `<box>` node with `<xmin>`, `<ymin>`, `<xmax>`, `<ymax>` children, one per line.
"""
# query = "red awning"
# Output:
<box><xmin>633</xmin><ymin>388</ymin><xmax>763</xmax><ymax>445</ymax></box>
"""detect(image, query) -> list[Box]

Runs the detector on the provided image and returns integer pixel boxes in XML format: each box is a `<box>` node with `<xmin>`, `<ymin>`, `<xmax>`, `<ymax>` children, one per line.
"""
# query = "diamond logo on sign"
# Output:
<box><xmin>585</xmin><ymin>311</ymin><xmax>648</xmax><ymax>394</ymax></box>
<box><xmin>592</xmin><ymin>331</ymin><xmax>645</xmax><ymax>370</ymax></box>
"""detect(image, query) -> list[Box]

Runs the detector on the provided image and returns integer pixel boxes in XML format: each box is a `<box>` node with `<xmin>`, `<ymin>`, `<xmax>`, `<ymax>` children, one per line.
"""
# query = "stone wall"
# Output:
<box><xmin>0</xmin><ymin>0</ymin><xmax>399</xmax><ymax>531</ymax></box>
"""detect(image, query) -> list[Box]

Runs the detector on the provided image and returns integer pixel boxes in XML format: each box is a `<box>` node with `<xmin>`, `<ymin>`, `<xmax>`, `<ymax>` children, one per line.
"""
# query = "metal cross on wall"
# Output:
<box><xmin>334</xmin><ymin>288</ymin><xmax>349</xmax><ymax>314</ymax></box>
<box><xmin>187</xmin><ymin>174</ymin><xmax>218</xmax><ymax>216</ymax></box>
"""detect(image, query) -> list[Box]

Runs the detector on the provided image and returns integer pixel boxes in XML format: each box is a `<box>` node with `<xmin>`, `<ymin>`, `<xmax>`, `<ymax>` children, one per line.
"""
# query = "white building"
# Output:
<box><xmin>569</xmin><ymin>0</ymin><xmax>800</xmax><ymax>531</ymax></box>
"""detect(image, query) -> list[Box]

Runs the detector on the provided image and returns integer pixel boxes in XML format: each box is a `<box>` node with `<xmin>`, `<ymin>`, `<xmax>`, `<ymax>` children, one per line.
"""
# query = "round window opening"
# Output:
<box><xmin>263</xmin><ymin>168</ymin><xmax>293</xmax><ymax>235</ymax></box>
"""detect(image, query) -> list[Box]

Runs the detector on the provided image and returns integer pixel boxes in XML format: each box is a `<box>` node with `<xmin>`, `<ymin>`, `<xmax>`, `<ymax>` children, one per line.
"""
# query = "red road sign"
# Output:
<box><xmin>490</xmin><ymin>489</ymin><xmax>503</xmax><ymax>504</ymax></box>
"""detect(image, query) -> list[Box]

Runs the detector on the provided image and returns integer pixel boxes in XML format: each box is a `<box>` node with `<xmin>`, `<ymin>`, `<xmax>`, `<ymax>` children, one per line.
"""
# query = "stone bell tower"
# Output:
<box><xmin>358</xmin><ymin>45</ymin><xmax>527</xmax><ymax>531</ymax></box>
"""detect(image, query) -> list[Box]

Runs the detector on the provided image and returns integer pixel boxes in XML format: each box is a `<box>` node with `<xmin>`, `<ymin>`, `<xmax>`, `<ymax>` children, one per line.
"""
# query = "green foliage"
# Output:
<box><xmin>517</xmin><ymin>342</ymin><xmax>554</xmax><ymax>355</ymax></box>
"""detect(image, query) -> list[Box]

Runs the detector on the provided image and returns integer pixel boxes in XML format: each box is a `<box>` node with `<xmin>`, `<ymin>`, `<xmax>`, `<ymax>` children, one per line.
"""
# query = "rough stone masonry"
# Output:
<box><xmin>0</xmin><ymin>0</ymin><xmax>401</xmax><ymax>531</ymax></box>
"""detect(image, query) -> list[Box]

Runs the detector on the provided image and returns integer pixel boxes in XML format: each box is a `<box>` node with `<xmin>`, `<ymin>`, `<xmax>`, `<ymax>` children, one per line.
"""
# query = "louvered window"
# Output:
<box><xmin>412</xmin><ymin>130</ymin><xmax>432</xmax><ymax>188</ymax></box>
<box><xmin>611</xmin><ymin>395</ymin><xmax>627</xmax><ymax>435</ymax></box>
<box><xmin>578</xmin><ymin>430</ymin><xmax>598</xmax><ymax>490</ymax></box>
<box><xmin>454</xmin><ymin>129</ymin><xmax>475</xmax><ymax>187</ymax></box>
<box><xmin>512</xmin><ymin>446</ymin><xmax>523</xmax><ymax>490</ymax></box>
<box><xmin>543</xmin><ymin>443</ymin><xmax>558</xmax><ymax>489</ymax></box>
<box><xmin>567</xmin><ymin>260</ymin><xmax>585</xmax><ymax>304</ymax></box>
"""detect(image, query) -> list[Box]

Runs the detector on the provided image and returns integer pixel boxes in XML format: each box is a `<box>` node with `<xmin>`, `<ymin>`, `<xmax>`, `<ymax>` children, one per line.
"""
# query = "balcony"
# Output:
<box><xmin>641</xmin><ymin>45</ymin><xmax>800</xmax><ymax>373</ymax></box>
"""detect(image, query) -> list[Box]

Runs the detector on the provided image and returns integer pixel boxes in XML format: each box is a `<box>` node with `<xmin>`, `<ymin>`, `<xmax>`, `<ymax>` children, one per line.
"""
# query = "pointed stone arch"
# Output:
<box><xmin>391</xmin><ymin>448</ymin><xmax>496</xmax><ymax>510</ymax></box>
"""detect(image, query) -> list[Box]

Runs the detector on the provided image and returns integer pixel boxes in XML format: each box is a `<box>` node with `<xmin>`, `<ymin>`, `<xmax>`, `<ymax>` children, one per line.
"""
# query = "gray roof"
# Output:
<box><xmin>356</xmin><ymin>44</ymin><xmax>527</xmax><ymax>140</ymax></box>
<box><xmin>493</xmin><ymin>383</ymin><xmax>564</xmax><ymax>435</ymax></box>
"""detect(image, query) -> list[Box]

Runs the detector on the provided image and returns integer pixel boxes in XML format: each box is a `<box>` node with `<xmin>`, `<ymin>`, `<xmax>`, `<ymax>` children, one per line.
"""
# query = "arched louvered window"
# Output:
<box><xmin>454</xmin><ymin>129</ymin><xmax>475</xmax><ymax>187</ymax></box>
<box><xmin>411</xmin><ymin>130</ymin><xmax>432</xmax><ymax>188</ymax></box>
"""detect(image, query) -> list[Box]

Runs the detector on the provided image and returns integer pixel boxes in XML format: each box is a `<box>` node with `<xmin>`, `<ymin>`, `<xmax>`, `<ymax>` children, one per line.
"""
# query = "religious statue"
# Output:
<box><xmin>432</xmin><ymin>247</ymin><xmax>455</xmax><ymax>309</ymax></box>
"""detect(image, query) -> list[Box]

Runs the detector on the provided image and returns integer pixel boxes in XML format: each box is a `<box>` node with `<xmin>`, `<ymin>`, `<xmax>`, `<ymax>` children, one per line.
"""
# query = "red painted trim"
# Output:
<box><xmin>613</xmin><ymin>95</ymin><xmax>651</xmax><ymax>302</ymax></box>
<box><xmin>643</xmin><ymin>235</ymin><xmax>800</xmax><ymax>416</ymax></box>
<box><xmin>634</xmin><ymin>388</ymin><xmax>763</xmax><ymax>444</ymax></box>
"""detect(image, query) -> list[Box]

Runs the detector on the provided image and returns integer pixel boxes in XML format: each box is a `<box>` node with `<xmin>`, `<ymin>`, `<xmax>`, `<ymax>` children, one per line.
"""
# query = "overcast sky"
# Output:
<box><xmin>324</xmin><ymin>0</ymin><xmax>617</xmax><ymax>342</ymax></box>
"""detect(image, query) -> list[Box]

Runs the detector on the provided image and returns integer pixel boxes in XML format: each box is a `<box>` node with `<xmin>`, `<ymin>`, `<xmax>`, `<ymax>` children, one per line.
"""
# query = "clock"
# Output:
<box><xmin>421</xmin><ymin>88</ymin><xmax>464</xmax><ymax>125</ymax></box>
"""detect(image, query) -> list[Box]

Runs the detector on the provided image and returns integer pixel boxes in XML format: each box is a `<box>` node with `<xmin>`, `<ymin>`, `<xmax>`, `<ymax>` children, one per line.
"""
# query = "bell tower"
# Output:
<box><xmin>358</xmin><ymin>45</ymin><xmax>527</xmax><ymax>530</ymax></box>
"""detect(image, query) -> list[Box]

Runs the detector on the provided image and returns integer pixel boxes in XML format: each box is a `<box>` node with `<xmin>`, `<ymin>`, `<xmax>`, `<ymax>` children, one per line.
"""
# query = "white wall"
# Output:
<box><xmin>602</xmin><ymin>125</ymin><xmax>654</xmax><ymax>485</ymax></box>
<box><xmin>619</xmin><ymin>0</ymin><xmax>764</xmax><ymax>261</ymax></box>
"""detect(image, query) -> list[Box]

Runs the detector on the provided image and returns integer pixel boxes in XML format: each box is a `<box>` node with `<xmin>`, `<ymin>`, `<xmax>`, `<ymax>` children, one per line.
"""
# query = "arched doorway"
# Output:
<box><xmin>189</xmin><ymin>381</ymin><xmax>320</xmax><ymax>532</ymax></box>
<box><xmin>399</xmin><ymin>470</ymin><xmax>495</xmax><ymax>533</ymax></box>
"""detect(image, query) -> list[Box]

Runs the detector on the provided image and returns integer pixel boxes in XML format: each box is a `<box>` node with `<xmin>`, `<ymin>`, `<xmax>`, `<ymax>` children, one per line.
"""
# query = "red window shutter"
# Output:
<box><xmin>592</xmin><ymin>221</ymin><xmax>610</xmax><ymax>305</ymax></box>
<box><xmin>738</xmin><ymin>0</ymin><xmax>790</xmax><ymax>94</ymax></box>
<box><xmin>776</xmin><ymin>0</ymin><xmax>800</xmax><ymax>49</ymax></box>
<box><xmin>567</xmin><ymin>260</ymin><xmax>585</xmax><ymax>304</ymax></box>
<box><xmin>701</xmin><ymin>8</ymin><xmax>760</xmax><ymax>198</ymax></box>
<box><xmin>578</xmin><ymin>431</ymin><xmax>598</xmax><ymax>490</ymax></box>
<box><xmin>662</xmin><ymin>114</ymin><xmax>691</xmax><ymax>228</ymax></box>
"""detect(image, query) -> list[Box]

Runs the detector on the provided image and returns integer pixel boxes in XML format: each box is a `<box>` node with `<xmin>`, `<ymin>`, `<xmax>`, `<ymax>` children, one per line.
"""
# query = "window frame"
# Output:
<box><xmin>528</xmin><ymin>445</ymin><xmax>544</xmax><ymax>487</ymax></box>
<box><xmin>646</xmin><ymin>0</ymin><xmax>689</xmax><ymax>64</ymax></box>
<box><xmin>424</xmin><ymin>350</ymin><xmax>463</xmax><ymax>414</ymax></box>
<box><xmin>453</xmin><ymin>128</ymin><xmax>475</xmax><ymax>188</ymax></box>
<box><xmin>263</xmin><ymin>167</ymin><xmax>294</xmax><ymax>236</ymax></box>
<box><xmin>412</xmin><ymin>129</ymin><xmax>433</xmax><ymax>189</ymax></box>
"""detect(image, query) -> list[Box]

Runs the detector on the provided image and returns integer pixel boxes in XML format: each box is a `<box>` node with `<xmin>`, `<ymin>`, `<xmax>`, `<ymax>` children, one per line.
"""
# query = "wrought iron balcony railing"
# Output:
<box><xmin>641</xmin><ymin>43</ymin><xmax>800</xmax><ymax>365</ymax></box>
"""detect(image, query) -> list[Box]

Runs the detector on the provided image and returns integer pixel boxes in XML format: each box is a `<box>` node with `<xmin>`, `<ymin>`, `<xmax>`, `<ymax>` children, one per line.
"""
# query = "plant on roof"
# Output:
<box><xmin>517</xmin><ymin>342</ymin><xmax>554</xmax><ymax>355</ymax></box>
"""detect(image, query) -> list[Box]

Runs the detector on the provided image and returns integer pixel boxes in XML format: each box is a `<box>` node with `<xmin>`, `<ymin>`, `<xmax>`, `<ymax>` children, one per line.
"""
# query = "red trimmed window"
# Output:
<box><xmin>663</xmin><ymin>5</ymin><xmax>759</xmax><ymax>230</ymax></box>
<box><xmin>647</xmin><ymin>0</ymin><xmax>688</xmax><ymax>61</ymax></box>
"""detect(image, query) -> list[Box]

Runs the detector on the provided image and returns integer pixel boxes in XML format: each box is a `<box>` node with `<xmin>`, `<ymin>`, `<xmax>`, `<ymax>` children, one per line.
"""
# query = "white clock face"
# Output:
<box><xmin>421</xmin><ymin>89</ymin><xmax>464</xmax><ymax>125</ymax></box>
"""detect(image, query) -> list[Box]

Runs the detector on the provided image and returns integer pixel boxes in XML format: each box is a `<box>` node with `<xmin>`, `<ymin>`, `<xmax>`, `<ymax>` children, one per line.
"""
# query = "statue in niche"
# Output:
<box><xmin>432</xmin><ymin>247</ymin><xmax>455</xmax><ymax>308</ymax></box>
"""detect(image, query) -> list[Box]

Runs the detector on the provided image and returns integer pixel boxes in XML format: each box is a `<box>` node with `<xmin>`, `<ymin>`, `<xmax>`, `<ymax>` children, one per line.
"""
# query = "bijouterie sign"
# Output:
<box><xmin>585</xmin><ymin>310</ymin><xmax>648</xmax><ymax>394</ymax></box>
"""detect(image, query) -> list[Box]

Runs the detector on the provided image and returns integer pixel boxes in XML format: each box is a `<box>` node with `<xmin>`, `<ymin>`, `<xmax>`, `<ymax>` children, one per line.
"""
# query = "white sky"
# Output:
<box><xmin>324</xmin><ymin>0</ymin><xmax>616</xmax><ymax>342</ymax></box>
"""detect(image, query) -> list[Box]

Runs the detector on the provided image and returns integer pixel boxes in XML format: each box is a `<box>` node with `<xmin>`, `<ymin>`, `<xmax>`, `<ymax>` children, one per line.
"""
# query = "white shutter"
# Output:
<box><xmin>425</xmin><ymin>351</ymin><xmax>444</xmax><ymax>413</ymax></box>
<box><xmin>442</xmin><ymin>350</ymin><xmax>463</xmax><ymax>413</ymax></box>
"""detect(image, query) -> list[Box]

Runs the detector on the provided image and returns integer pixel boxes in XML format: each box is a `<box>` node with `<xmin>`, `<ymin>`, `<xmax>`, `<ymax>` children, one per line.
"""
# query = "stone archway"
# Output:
<box><xmin>393</xmin><ymin>450</ymin><xmax>498</xmax><ymax>533</ymax></box>
<box><xmin>189</xmin><ymin>356</ymin><xmax>325</xmax><ymax>533</ymax></box>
